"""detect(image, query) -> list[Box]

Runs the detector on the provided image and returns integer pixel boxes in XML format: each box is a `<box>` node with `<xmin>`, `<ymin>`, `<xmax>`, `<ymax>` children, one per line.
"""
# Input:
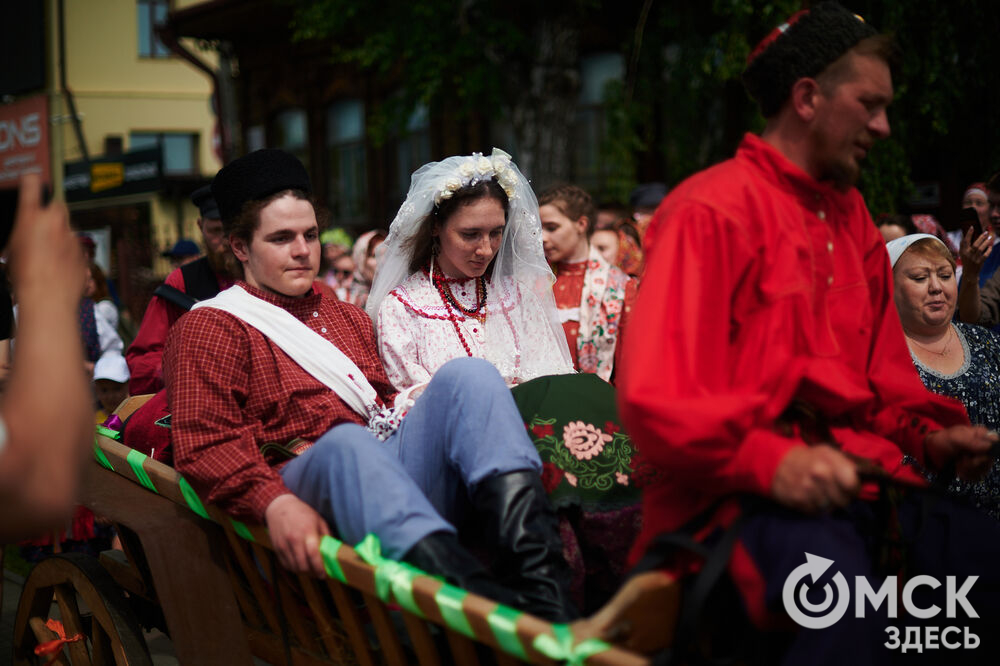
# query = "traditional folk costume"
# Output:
<box><xmin>552</xmin><ymin>248</ymin><xmax>637</xmax><ymax>381</ymax></box>
<box><xmin>162</xmin><ymin>148</ymin><xmax>577</xmax><ymax>621</ymax></box>
<box><xmin>369</xmin><ymin>149</ymin><xmax>645</xmax><ymax>612</ymax></box>
<box><xmin>620</xmin><ymin>130</ymin><xmax>1000</xmax><ymax>654</ymax></box>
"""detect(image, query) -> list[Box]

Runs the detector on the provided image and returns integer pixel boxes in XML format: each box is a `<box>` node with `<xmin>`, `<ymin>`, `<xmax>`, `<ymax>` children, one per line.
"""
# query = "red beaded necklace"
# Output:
<box><xmin>425</xmin><ymin>260</ymin><xmax>489</xmax><ymax>357</ymax></box>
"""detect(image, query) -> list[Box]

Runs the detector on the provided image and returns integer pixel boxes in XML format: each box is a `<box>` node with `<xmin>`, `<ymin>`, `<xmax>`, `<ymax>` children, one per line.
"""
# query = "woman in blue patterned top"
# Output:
<box><xmin>888</xmin><ymin>234</ymin><xmax>1000</xmax><ymax>519</ymax></box>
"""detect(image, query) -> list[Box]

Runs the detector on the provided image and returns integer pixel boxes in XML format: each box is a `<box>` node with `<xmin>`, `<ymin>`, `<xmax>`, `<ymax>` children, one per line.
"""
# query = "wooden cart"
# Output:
<box><xmin>11</xmin><ymin>397</ymin><xmax>678</xmax><ymax>665</ymax></box>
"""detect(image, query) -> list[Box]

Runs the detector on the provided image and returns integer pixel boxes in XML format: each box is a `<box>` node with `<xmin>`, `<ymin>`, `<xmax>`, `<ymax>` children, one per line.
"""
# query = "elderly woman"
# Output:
<box><xmin>888</xmin><ymin>234</ymin><xmax>1000</xmax><ymax>519</ymax></box>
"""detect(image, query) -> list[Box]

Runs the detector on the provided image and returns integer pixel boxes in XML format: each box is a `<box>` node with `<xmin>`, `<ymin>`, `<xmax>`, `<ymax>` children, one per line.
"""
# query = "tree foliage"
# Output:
<box><xmin>288</xmin><ymin>0</ymin><xmax>1000</xmax><ymax>214</ymax></box>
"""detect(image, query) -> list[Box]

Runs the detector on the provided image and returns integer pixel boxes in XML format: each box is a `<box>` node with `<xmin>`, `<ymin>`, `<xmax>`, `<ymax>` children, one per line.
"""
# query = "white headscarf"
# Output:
<box><xmin>886</xmin><ymin>233</ymin><xmax>947</xmax><ymax>268</ymax></box>
<box><xmin>367</xmin><ymin>148</ymin><xmax>573</xmax><ymax>374</ymax></box>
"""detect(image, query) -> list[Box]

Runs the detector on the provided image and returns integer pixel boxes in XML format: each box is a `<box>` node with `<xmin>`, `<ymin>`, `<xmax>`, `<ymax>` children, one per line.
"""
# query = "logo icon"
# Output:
<box><xmin>782</xmin><ymin>553</ymin><xmax>850</xmax><ymax>629</ymax></box>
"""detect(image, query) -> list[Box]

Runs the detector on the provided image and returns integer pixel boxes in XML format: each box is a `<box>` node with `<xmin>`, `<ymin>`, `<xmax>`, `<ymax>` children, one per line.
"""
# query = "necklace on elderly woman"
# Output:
<box><xmin>907</xmin><ymin>325</ymin><xmax>954</xmax><ymax>357</ymax></box>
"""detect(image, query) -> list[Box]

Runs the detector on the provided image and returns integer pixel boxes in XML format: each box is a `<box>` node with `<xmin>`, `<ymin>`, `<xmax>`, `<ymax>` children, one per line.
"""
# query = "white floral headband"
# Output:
<box><xmin>433</xmin><ymin>148</ymin><xmax>519</xmax><ymax>206</ymax></box>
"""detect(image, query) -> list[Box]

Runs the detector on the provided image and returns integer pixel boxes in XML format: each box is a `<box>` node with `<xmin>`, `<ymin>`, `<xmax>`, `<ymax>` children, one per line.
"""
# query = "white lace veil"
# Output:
<box><xmin>367</xmin><ymin>148</ymin><xmax>573</xmax><ymax>377</ymax></box>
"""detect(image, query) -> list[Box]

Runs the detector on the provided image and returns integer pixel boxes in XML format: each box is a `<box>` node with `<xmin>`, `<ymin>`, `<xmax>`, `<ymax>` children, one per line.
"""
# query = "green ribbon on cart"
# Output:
<box><xmin>354</xmin><ymin>534</ymin><xmax>424</xmax><ymax>617</ymax></box>
<box><xmin>126</xmin><ymin>449</ymin><xmax>157</xmax><ymax>493</ymax></box>
<box><xmin>177</xmin><ymin>477</ymin><xmax>210</xmax><ymax>520</ymax></box>
<box><xmin>95</xmin><ymin>424</ymin><xmax>123</xmax><ymax>441</ymax></box>
<box><xmin>93</xmin><ymin>436</ymin><xmax>114</xmax><ymax>471</ymax></box>
<box><xmin>434</xmin><ymin>584</ymin><xmax>475</xmax><ymax>639</ymax></box>
<box><xmin>231</xmin><ymin>520</ymin><xmax>255</xmax><ymax>542</ymax></box>
<box><xmin>533</xmin><ymin>623</ymin><xmax>611</xmax><ymax>665</ymax></box>
<box><xmin>487</xmin><ymin>604</ymin><xmax>528</xmax><ymax>661</ymax></box>
<box><xmin>319</xmin><ymin>535</ymin><xmax>347</xmax><ymax>583</ymax></box>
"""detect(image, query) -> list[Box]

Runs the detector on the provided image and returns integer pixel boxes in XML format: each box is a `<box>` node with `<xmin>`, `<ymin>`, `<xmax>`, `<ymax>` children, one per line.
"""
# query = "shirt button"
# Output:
<box><xmin>321</xmin><ymin>327</ymin><xmax>327</xmax><ymax>333</ymax></box>
<box><xmin>312</xmin><ymin>311</ymin><xmax>319</xmax><ymax>317</ymax></box>
<box><xmin>827</xmin><ymin>275</ymin><xmax>834</xmax><ymax>286</ymax></box>
<box><xmin>817</xmin><ymin>210</ymin><xmax>826</xmax><ymax>220</ymax></box>
<box><xmin>827</xmin><ymin>241</ymin><xmax>834</xmax><ymax>253</ymax></box>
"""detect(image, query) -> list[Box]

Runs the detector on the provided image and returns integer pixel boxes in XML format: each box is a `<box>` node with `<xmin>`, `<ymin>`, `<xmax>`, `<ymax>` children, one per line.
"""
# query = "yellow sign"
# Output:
<box><xmin>91</xmin><ymin>162</ymin><xmax>124</xmax><ymax>193</ymax></box>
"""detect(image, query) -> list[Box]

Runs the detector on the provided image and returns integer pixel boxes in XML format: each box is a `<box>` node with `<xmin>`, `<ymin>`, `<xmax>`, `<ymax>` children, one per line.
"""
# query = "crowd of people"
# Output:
<box><xmin>5</xmin><ymin>1</ymin><xmax>1000</xmax><ymax>661</ymax></box>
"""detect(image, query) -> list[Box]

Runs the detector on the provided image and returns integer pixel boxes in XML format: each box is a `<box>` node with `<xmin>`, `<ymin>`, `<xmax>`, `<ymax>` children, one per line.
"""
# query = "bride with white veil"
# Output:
<box><xmin>368</xmin><ymin>149</ymin><xmax>647</xmax><ymax>613</ymax></box>
<box><xmin>367</xmin><ymin>148</ymin><xmax>574</xmax><ymax>394</ymax></box>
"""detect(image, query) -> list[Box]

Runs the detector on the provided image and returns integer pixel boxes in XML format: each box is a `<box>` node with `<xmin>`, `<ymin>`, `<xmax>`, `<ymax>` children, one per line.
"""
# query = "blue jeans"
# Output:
<box><xmin>280</xmin><ymin>358</ymin><xmax>542</xmax><ymax>559</ymax></box>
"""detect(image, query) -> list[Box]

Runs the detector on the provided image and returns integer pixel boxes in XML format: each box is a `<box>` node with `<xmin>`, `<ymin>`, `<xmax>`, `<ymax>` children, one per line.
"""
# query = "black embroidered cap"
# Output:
<box><xmin>742</xmin><ymin>2</ymin><xmax>878</xmax><ymax>118</ymax></box>
<box><xmin>211</xmin><ymin>149</ymin><xmax>312</xmax><ymax>222</ymax></box>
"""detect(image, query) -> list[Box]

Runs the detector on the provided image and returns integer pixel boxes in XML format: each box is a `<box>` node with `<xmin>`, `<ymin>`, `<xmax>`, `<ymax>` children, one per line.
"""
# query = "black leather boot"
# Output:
<box><xmin>403</xmin><ymin>531</ymin><xmax>519</xmax><ymax>608</ymax></box>
<box><xmin>472</xmin><ymin>470</ymin><xmax>579</xmax><ymax>622</ymax></box>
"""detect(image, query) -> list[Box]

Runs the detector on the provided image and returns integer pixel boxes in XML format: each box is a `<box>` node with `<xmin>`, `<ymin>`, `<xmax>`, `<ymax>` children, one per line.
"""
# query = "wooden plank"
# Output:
<box><xmin>267</xmin><ymin>556</ymin><xmax>322</xmax><ymax>654</ymax></box>
<box><xmin>400</xmin><ymin>612</ymin><xmax>440</xmax><ymax>665</ymax></box>
<box><xmin>361</xmin><ymin>592</ymin><xmax>409</xmax><ymax>666</ymax></box>
<box><xmin>220</xmin><ymin>526</ymin><xmax>282</xmax><ymax>636</ymax></box>
<box><xmin>297</xmin><ymin>574</ymin><xmax>351</xmax><ymax>662</ymax></box>
<box><xmin>78</xmin><ymin>462</ymin><xmax>253</xmax><ymax>665</ymax></box>
<box><xmin>443</xmin><ymin>629</ymin><xmax>480</xmax><ymax>666</ymax></box>
<box><xmin>326</xmin><ymin>580</ymin><xmax>378</xmax><ymax>666</ymax></box>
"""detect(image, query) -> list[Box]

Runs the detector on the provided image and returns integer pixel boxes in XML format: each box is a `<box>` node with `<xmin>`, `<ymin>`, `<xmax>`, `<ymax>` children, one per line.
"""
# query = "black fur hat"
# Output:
<box><xmin>211</xmin><ymin>149</ymin><xmax>311</xmax><ymax>222</ymax></box>
<box><xmin>742</xmin><ymin>2</ymin><xmax>878</xmax><ymax>118</ymax></box>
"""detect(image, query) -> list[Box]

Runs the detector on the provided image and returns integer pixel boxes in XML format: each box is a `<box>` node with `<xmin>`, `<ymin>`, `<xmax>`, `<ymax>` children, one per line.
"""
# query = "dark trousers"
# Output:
<box><xmin>735</xmin><ymin>491</ymin><xmax>1000</xmax><ymax>665</ymax></box>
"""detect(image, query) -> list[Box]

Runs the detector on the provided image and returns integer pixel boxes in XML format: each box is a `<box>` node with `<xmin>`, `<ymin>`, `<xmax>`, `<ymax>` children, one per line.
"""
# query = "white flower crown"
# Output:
<box><xmin>433</xmin><ymin>148</ymin><xmax>519</xmax><ymax>206</ymax></box>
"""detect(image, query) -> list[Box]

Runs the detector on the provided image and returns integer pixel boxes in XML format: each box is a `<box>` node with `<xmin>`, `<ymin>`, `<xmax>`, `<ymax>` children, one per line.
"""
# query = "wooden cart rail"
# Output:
<box><xmin>32</xmin><ymin>417</ymin><xmax>656</xmax><ymax>665</ymax></box>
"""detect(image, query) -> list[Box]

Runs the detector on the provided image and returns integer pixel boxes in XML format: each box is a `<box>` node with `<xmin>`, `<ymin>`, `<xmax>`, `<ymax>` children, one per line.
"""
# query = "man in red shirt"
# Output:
<box><xmin>127</xmin><ymin>185</ymin><xmax>235</xmax><ymax>395</ymax></box>
<box><xmin>164</xmin><ymin>149</ymin><xmax>575</xmax><ymax>622</ymax></box>
<box><xmin>619</xmin><ymin>3</ymin><xmax>1000</xmax><ymax>660</ymax></box>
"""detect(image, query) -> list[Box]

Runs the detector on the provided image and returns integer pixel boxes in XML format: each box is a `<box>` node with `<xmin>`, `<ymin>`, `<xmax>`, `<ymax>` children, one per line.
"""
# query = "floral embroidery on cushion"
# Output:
<box><xmin>565</xmin><ymin>472</ymin><xmax>578</xmax><ymax>487</ymax></box>
<box><xmin>541</xmin><ymin>462</ymin><xmax>565</xmax><ymax>493</ymax></box>
<box><xmin>563</xmin><ymin>421</ymin><xmax>612</xmax><ymax>460</ymax></box>
<box><xmin>615</xmin><ymin>472</ymin><xmax>629</xmax><ymax>486</ymax></box>
<box><xmin>531</xmin><ymin>422</ymin><xmax>555</xmax><ymax>439</ymax></box>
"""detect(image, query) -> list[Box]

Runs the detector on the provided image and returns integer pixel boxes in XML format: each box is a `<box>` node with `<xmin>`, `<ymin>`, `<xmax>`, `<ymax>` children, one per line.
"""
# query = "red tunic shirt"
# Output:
<box><xmin>127</xmin><ymin>262</ymin><xmax>235</xmax><ymax>395</ymax></box>
<box><xmin>163</xmin><ymin>282</ymin><xmax>396</xmax><ymax>522</ymax></box>
<box><xmin>618</xmin><ymin>134</ymin><xmax>969</xmax><ymax>560</ymax></box>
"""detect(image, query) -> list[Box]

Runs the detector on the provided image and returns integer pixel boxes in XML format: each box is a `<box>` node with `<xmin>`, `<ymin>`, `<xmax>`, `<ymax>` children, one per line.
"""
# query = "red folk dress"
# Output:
<box><xmin>618</xmin><ymin>133</ymin><xmax>969</xmax><ymax>563</ymax></box>
<box><xmin>553</xmin><ymin>250</ymin><xmax>637</xmax><ymax>381</ymax></box>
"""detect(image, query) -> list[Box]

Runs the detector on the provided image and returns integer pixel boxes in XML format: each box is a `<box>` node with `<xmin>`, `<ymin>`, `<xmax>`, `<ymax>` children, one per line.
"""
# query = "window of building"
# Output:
<box><xmin>130</xmin><ymin>131</ymin><xmax>198</xmax><ymax>175</ymax></box>
<box><xmin>326</xmin><ymin>100</ymin><xmax>367</xmax><ymax>226</ymax></box>
<box><xmin>573</xmin><ymin>53</ymin><xmax>624</xmax><ymax>191</ymax></box>
<box><xmin>393</xmin><ymin>104</ymin><xmax>432</xmax><ymax>207</ymax></box>
<box><xmin>138</xmin><ymin>0</ymin><xmax>171</xmax><ymax>58</ymax></box>
<box><xmin>272</xmin><ymin>108</ymin><xmax>309</xmax><ymax>171</ymax></box>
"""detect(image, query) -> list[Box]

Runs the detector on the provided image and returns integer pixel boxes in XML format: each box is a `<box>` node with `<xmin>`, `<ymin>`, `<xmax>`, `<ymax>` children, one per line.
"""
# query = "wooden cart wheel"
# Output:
<box><xmin>12</xmin><ymin>552</ymin><xmax>153</xmax><ymax>666</ymax></box>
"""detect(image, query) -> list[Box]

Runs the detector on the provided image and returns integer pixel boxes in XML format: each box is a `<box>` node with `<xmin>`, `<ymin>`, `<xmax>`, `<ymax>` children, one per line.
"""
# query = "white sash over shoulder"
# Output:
<box><xmin>193</xmin><ymin>285</ymin><xmax>414</xmax><ymax>440</ymax></box>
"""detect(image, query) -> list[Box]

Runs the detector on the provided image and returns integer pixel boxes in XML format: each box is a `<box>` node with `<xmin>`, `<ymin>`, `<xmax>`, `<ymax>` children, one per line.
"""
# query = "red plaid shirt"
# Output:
<box><xmin>164</xmin><ymin>281</ymin><xmax>397</xmax><ymax>522</ymax></box>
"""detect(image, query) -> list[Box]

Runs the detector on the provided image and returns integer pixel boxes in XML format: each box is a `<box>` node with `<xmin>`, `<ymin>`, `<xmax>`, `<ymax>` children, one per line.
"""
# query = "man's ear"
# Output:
<box><xmin>230</xmin><ymin>235</ymin><xmax>249</xmax><ymax>264</ymax></box>
<box><xmin>575</xmin><ymin>216</ymin><xmax>590</xmax><ymax>236</ymax></box>
<box><xmin>789</xmin><ymin>77</ymin><xmax>822</xmax><ymax>122</ymax></box>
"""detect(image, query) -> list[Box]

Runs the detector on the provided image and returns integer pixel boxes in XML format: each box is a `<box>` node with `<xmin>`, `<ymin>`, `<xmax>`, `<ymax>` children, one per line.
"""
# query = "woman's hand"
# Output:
<box><xmin>959</xmin><ymin>227</ymin><xmax>994</xmax><ymax>275</ymax></box>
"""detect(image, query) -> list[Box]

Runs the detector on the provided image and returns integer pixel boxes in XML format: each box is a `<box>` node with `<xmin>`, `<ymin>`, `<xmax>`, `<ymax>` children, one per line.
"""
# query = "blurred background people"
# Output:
<box><xmin>161</xmin><ymin>238</ymin><xmax>202</xmax><ymax>267</ymax></box>
<box><xmin>539</xmin><ymin>184</ymin><xmax>637</xmax><ymax>381</ymax></box>
<box><xmin>93</xmin><ymin>353</ymin><xmax>130</xmax><ymax>424</ymax></box>
<box><xmin>628</xmin><ymin>182</ymin><xmax>667</xmax><ymax>241</ymax></box>
<box><xmin>126</xmin><ymin>184</ymin><xmax>235</xmax><ymax>394</ymax></box>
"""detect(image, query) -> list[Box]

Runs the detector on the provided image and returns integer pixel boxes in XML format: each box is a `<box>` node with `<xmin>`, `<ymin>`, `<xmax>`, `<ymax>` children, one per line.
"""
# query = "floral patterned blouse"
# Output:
<box><xmin>908</xmin><ymin>321</ymin><xmax>1000</xmax><ymax>519</ymax></box>
<box><xmin>553</xmin><ymin>250</ymin><xmax>637</xmax><ymax>381</ymax></box>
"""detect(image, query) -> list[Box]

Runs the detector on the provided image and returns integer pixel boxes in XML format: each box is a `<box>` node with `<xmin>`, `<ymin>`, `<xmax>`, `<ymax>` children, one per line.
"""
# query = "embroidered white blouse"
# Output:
<box><xmin>377</xmin><ymin>271</ymin><xmax>575</xmax><ymax>393</ymax></box>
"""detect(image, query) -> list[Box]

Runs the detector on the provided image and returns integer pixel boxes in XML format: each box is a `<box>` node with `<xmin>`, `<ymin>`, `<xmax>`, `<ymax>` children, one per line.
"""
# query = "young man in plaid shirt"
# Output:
<box><xmin>163</xmin><ymin>149</ymin><xmax>576</xmax><ymax>622</ymax></box>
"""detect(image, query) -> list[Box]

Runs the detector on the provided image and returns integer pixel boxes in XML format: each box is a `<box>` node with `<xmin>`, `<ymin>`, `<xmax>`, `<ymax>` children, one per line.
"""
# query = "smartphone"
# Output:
<box><xmin>959</xmin><ymin>206</ymin><xmax>982</xmax><ymax>238</ymax></box>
